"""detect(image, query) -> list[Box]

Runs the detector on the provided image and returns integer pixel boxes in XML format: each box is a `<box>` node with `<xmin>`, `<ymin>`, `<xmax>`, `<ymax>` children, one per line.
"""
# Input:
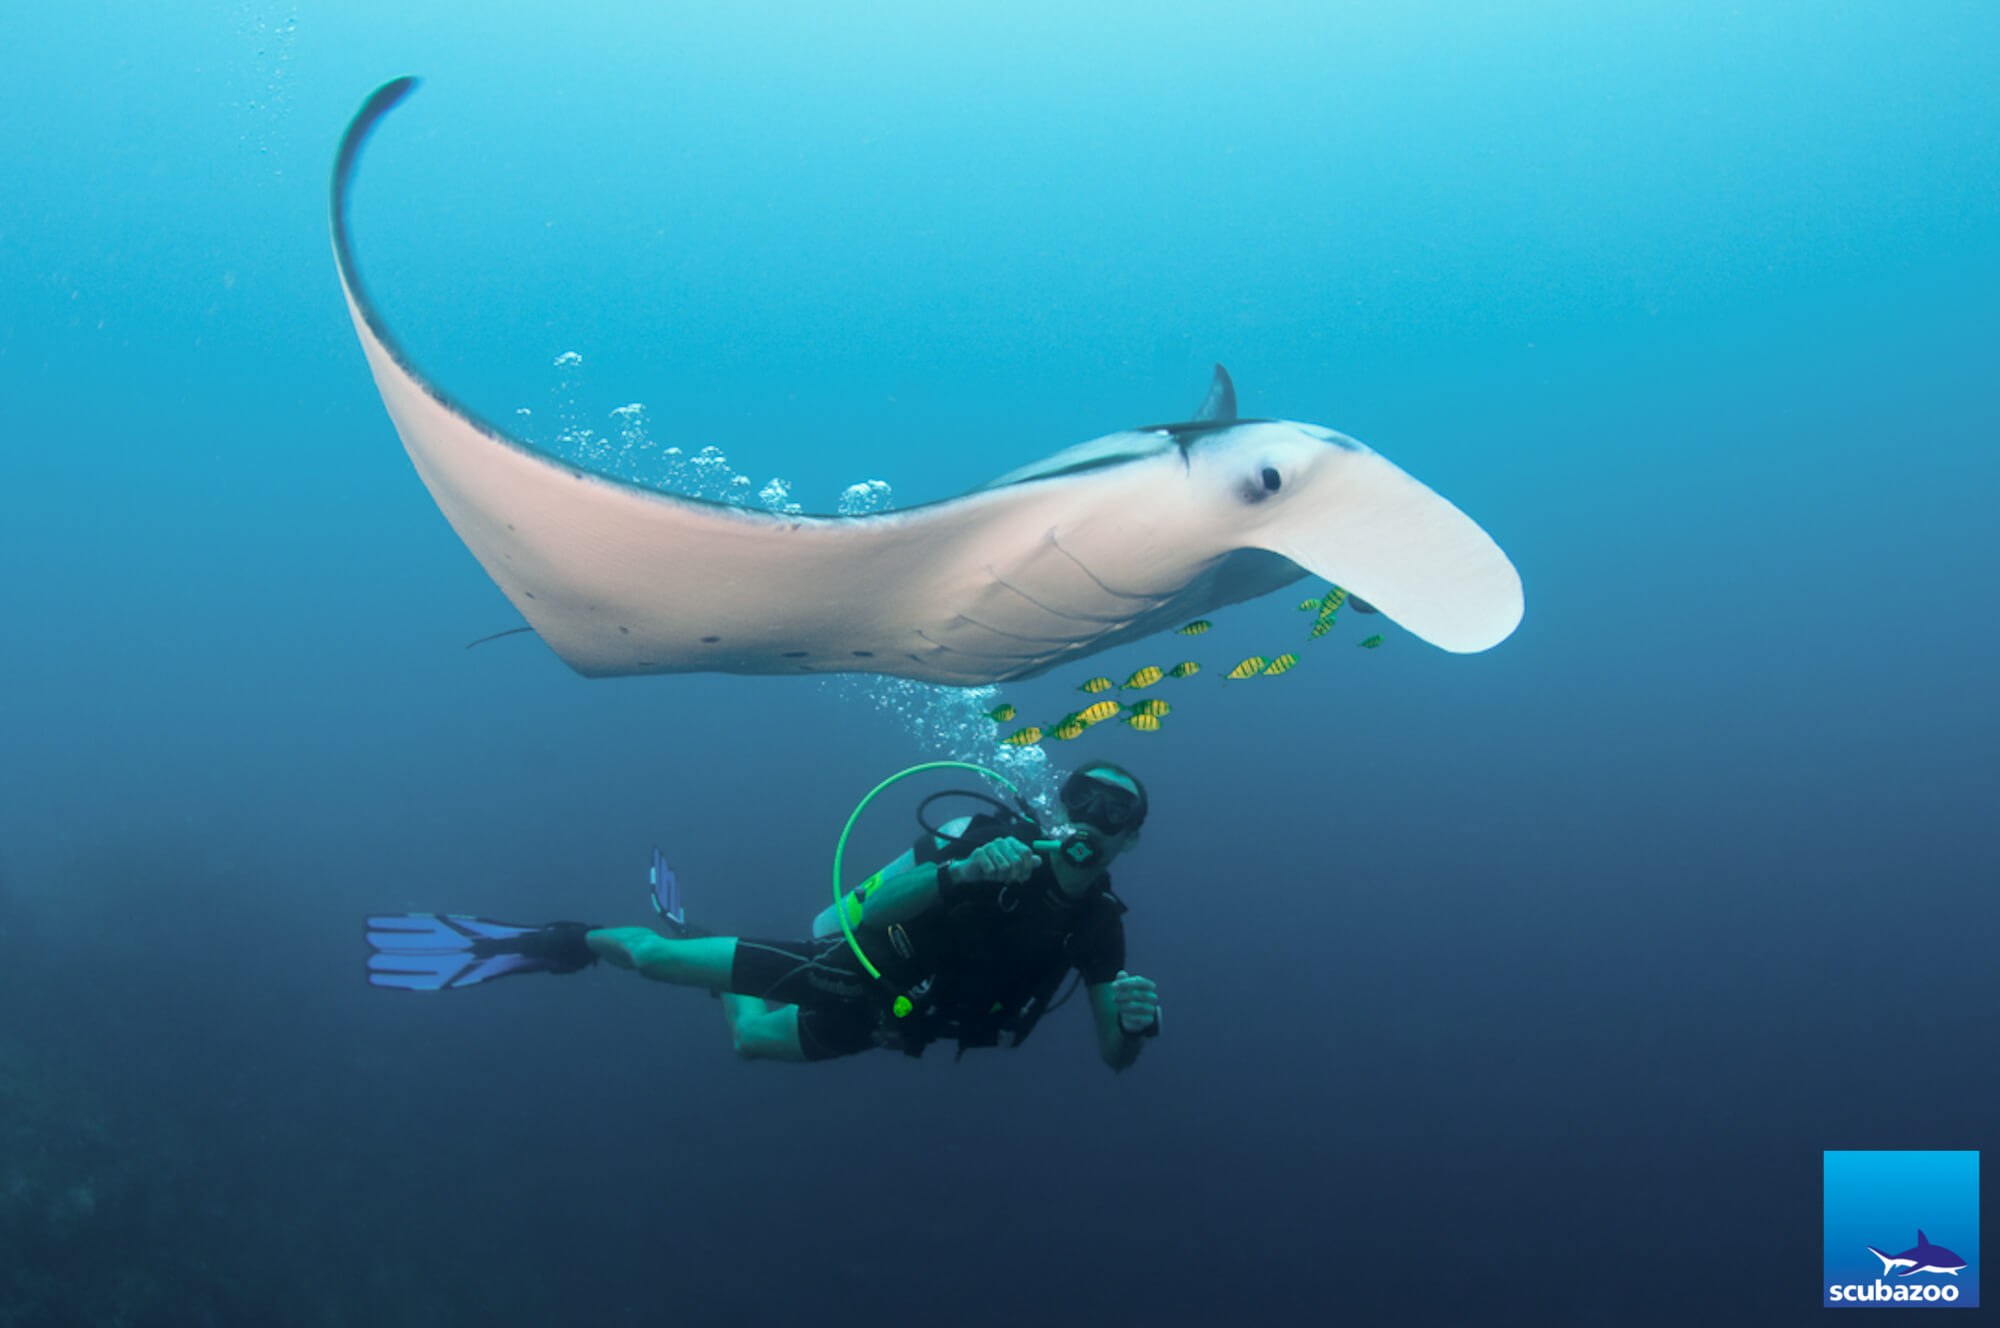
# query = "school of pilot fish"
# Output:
<box><xmin>989</xmin><ymin>583</ymin><xmax>1383</xmax><ymax>747</ymax></box>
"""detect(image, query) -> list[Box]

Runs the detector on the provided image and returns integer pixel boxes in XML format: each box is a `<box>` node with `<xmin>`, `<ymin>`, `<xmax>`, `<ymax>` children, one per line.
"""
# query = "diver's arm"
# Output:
<box><xmin>847</xmin><ymin>818</ymin><xmax>965</xmax><ymax>928</ymax></box>
<box><xmin>1089</xmin><ymin>971</ymin><xmax>1160</xmax><ymax>1072</ymax></box>
<box><xmin>1089</xmin><ymin>983</ymin><xmax>1141</xmax><ymax>1070</ymax></box>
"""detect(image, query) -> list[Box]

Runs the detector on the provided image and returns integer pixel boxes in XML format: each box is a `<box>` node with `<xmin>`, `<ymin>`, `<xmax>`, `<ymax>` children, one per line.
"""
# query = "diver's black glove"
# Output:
<box><xmin>470</xmin><ymin>921</ymin><xmax>598</xmax><ymax>973</ymax></box>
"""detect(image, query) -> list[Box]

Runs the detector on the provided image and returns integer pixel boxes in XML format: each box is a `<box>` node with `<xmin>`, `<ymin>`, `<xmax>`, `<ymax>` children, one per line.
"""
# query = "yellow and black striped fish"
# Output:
<box><xmin>1077</xmin><ymin>676</ymin><xmax>1116</xmax><ymax>694</ymax></box>
<box><xmin>983</xmin><ymin>703</ymin><xmax>1016</xmax><ymax>723</ymax></box>
<box><xmin>1001</xmin><ymin>725</ymin><xmax>1045</xmax><ymax>746</ymax></box>
<box><xmin>1225</xmin><ymin>656</ymin><xmax>1267</xmax><ymax>679</ymax></box>
<box><xmin>1051</xmin><ymin>718</ymin><xmax>1087</xmax><ymax>740</ymax></box>
<box><xmin>1167</xmin><ymin>661</ymin><xmax>1201</xmax><ymax>679</ymax></box>
<box><xmin>1297</xmin><ymin>598</ymin><xmax>1322</xmax><ymax>612</ymax></box>
<box><xmin>1319</xmin><ymin>586</ymin><xmax>1348</xmax><ymax>616</ymax></box>
<box><xmin>1175</xmin><ymin>620</ymin><xmax>1211</xmax><ymax>636</ymax></box>
<box><xmin>1077</xmin><ymin>699</ymin><xmax>1123</xmax><ymax>725</ymax></box>
<box><xmin>1130</xmin><ymin>698</ymin><xmax>1171</xmax><ymax>718</ymax></box>
<box><xmin>1121</xmin><ymin>666</ymin><xmax>1164</xmax><ymax>690</ymax></box>
<box><xmin>1262</xmin><ymin>653</ymin><xmax>1299</xmax><ymax>676</ymax></box>
<box><xmin>1357</xmin><ymin>635</ymin><xmax>1384</xmax><ymax>650</ymax></box>
<box><xmin>1124</xmin><ymin>713</ymin><xmax>1163</xmax><ymax>733</ymax></box>
<box><xmin>1308</xmin><ymin>618</ymin><xmax>1336</xmax><ymax>641</ymax></box>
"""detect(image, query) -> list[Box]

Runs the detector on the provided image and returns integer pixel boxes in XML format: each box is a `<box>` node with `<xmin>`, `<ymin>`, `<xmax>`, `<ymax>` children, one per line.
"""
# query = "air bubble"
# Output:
<box><xmin>527</xmin><ymin>357</ymin><xmax>896</xmax><ymax>512</ymax></box>
<box><xmin>837</xmin><ymin>480</ymin><xmax>894</xmax><ymax>515</ymax></box>
<box><xmin>820</xmin><ymin>678</ymin><xmax>1065</xmax><ymax>822</ymax></box>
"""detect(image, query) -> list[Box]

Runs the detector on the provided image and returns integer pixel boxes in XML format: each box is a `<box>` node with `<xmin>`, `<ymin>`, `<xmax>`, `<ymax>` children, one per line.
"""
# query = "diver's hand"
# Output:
<box><xmin>1112</xmin><ymin>970</ymin><xmax>1160</xmax><ymax>1034</ymax></box>
<box><xmin>950</xmin><ymin>836</ymin><xmax>1041</xmax><ymax>885</ymax></box>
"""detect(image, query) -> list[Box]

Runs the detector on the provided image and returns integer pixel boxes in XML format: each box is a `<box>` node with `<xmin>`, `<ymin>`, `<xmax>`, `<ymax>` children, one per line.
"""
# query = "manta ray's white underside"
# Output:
<box><xmin>331</xmin><ymin>79</ymin><xmax>1524</xmax><ymax>686</ymax></box>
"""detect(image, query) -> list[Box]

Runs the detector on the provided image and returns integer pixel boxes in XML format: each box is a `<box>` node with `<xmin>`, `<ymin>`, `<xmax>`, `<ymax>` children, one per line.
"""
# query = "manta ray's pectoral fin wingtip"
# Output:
<box><xmin>1194</xmin><ymin>364</ymin><xmax>1238</xmax><ymax>423</ymax></box>
<box><xmin>331</xmin><ymin>76</ymin><xmax>428</xmax><ymax>321</ymax></box>
<box><xmin>333</xmin><ymin>77</ymin><xmax>423</xmax><ymax>210</ymax></box>
<box><xmin>375</xmin><ymin>74</ymin><xmax>422</xmax><ymax>103</ymax></box>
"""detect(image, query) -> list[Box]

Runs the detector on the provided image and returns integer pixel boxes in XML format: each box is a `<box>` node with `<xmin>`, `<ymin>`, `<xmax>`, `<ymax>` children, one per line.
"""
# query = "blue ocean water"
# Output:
<box><xmin>2</xmin><ymin>3</ymin><xmax>1995</xmax><ymax>1323</ymax></box>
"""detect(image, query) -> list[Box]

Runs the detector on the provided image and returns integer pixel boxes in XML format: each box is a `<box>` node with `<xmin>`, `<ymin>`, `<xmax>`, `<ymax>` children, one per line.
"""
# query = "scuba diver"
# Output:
<box><xmin>366</xmin><ymin>761</ymin><xmax>1162</xmax><ymax>1069</ymax></box>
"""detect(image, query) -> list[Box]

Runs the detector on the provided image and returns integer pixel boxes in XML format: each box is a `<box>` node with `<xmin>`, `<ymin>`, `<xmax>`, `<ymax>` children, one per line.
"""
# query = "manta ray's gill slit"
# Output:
<box><xmin>985</xmin><ymin>571</ymin><xmax>1130</xmax><ymax>628</ymax></box>
<box><xmin>1047</xmin><ymin>532</ymin><xmax>1156</xmax><ymax>603</ymax></box>
<box><xmin>912</xmin><ymin>635</ymin><xmax>1028</xmax><ymax>672</ymax></box>
<box><xmin>951</xmin><ymin>610</ymin><xmax>1084</xmax><ymax>647</ymax></box>
<box><xmin>932</xmin><ymin>624</ymin><xmax>1064</xmax><ymax>664</ymax></box>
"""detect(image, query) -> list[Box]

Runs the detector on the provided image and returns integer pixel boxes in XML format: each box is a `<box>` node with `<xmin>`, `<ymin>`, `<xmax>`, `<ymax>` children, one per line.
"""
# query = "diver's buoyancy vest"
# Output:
<box><xmin>888</xmin><ymin>812</ymin><xmax>1126</xmax><ymax>1057</ymax></box>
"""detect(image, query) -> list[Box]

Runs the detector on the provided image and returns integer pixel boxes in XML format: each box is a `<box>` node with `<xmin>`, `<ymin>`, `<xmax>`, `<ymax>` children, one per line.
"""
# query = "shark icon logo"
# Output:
<box><xmin>1824</xmin><ymin>1150</ymin><xmax>1979</xmax><ymax>1308</ymax></box>
<box><xmin>1868</xmin><ymin>1231</ymin><xmax>1969</xmax><ymax>1278</ymax></box>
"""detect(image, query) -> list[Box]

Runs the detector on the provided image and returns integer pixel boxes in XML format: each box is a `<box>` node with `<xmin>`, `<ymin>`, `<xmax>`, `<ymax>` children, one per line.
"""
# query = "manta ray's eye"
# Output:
<box><xmin>1261</xmin><ymin>467</ymin><xmax>1282</xmax><ymax>492</ymax></box>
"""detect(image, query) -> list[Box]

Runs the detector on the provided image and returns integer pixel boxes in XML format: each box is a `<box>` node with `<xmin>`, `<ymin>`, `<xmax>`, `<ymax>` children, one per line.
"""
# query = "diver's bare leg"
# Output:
<box><xmin>590</xmin><ymin>929</ymin><xmax>808</xmax><ymax>1060</ymax></box>
<box><xmin>721</xmin><ymin>995</ymin><xmax>808</xmax><ymax>1062</ymax></box>
<box><xmin>587</xmin><ymin>928</ymin><xmax>735</xmax><ymax>987</ymax></box>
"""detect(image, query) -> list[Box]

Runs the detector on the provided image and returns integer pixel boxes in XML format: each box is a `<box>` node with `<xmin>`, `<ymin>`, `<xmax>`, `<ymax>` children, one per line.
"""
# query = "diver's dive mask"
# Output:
<box><xmin>1059</xmin><ymin>771</ymin><xmax>1144</xmax><ymax>836</ymax></box>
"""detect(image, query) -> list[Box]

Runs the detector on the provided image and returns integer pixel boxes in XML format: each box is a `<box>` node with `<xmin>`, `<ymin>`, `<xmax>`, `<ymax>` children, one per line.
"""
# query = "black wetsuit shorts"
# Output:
<box><xmin>730</xmin><ymin>936</ymin><xmax>883</xmax><ymax>1061</ymax></box>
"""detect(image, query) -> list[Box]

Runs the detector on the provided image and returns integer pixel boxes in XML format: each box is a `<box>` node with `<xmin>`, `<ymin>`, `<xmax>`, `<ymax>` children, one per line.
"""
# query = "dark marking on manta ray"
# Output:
<box><xmin>522</xmin><ymin>591</ymin><xmax>536</xmax><ymax>600</ymax></box>
<box><xmin>851</xmin><ymin>650</ymin><xmax>874</xmax><ymax>657</ymax></box>
<box><xmin>618</xmin><ymin>626</ymin><xmax>630</xmax><ymax>635</ymax></box>
<box><xmin>1001</xmin><ymin>449</ymin><xmax>1159</xmax><ymax>485</ymax></box>
<box><xmin>782</xmin><ymin>651</ymin><xmax>808</xmax><ymax>658</ymax></box>
<box><xmin>1149</xmin><ymin>419</ymin><xmax>1263</xmax><ymax>474</ymax></box>
<box><xmin>701</xmin><ymin>635</ymin><xmax>720</xmax><ymax>644</ymax></box>
<box><xmin>1142</xmin><ymin>419</ymin><xmax>1264</xmax><ymax>442</ymax></box>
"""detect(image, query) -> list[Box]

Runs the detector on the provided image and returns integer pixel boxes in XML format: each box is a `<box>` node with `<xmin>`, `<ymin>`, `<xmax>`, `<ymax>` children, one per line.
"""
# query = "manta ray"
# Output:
<box><xmin>331</xmin><ymin>78</ymin><xmax>1524</xmax><ymax>686</ymax></box>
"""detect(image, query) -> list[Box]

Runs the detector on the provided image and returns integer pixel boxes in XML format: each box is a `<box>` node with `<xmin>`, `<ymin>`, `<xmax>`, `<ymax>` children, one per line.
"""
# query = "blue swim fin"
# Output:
<box><xmin>650</xmin><ymin>846</ymin><xmax>699</xmax><ymax>937</ymax></box>
<box><xmin>365</xmin><ymin>914</ymin><xmax>596</xmax><ymax>991</ymax></box>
